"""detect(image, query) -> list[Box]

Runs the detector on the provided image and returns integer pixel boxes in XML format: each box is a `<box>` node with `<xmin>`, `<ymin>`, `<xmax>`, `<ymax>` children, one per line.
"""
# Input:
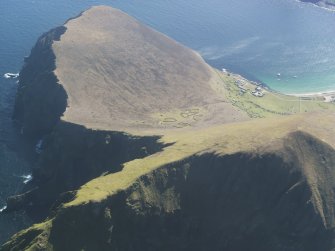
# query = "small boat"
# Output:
<box><xmin>3</xmin><ymin>73</ymin><xmax>19</xmax><ymax>79</ymax></box>
<box><xmin>277</xmin><ymin>73</ymin><xmax>281</xmax><ymax>77</ymax></box>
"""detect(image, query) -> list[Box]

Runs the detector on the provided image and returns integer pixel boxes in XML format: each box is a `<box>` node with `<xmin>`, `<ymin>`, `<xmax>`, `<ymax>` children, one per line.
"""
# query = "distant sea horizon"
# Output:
<box><xmin>1</xmin><ymin>0</ymin><xmax>335</xmax><ymax>244</ymax></box>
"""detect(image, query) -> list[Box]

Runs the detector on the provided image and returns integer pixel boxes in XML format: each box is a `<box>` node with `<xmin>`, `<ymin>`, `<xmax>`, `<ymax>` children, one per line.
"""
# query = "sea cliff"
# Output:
<box><xmin>3</xmin><ymin>5</ymin><xmax>335</xmax><ymax>251</ymax></box>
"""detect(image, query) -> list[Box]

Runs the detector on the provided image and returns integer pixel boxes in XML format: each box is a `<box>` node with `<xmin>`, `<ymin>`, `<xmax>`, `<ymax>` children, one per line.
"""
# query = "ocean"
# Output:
<box><xmin>1</xmin><ymin>0</ymin><xmax>335</xmax><ymax>244</ymax></box>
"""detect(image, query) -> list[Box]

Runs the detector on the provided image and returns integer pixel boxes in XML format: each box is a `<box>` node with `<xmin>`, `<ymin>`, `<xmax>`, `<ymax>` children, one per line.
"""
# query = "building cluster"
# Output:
<box><xmin>251</xmin><ymin>86</ymin><xmax>264</xmax><ymax>97</ymax></box>
<box><xmin>235</xmin><ymin>80</ymin><xmax>265</xmax><ymax>97</ymax></box>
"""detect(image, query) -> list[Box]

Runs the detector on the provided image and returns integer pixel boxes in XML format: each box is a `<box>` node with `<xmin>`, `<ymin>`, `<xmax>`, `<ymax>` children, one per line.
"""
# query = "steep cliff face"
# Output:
<box><xmin>5</xmin><ymin>122</ymin><xmax>166</xmax><ymax>218</ymax></box>
<box><xmin>8</xmin><ymin>10</ymin><xmax>170</xmax><ymax>217</ymax></box>
<box><xmin>4</xmin><ymin>131</ymin><xmax>335</xmax><ymax>251</ymax></box>
<box><xmin>41</xmin><ymin>132</ymin><xmax>335</xmax><ymax>251</ymax></box>
<box><xmin>50</xmin><ymin>153</ymin><xmax>313</xmax><ymax>251</ymax></box>
<box><xmin>13</xmin><ymin>26</ymin><xmax>67</xmax><ymax>140</ymax></box>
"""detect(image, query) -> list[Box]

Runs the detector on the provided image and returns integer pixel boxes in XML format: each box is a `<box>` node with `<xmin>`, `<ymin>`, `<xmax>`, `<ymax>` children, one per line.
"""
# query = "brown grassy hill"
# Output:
<box><xmin>53</xmin><ymin>6</ymin><xmax>249</xmax><ymax>131</ymax></box>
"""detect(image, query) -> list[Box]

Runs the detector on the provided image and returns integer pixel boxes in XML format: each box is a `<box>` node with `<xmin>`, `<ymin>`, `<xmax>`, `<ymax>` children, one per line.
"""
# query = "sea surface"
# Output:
<box><xmin>1</xmin><ymin>0</ymin><xmax>335</xmax><ymax>244</ymax></box>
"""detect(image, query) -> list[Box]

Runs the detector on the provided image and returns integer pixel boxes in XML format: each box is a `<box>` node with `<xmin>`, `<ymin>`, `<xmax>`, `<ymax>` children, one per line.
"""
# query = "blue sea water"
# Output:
<box><xmin>1</xmin><ymin>0</ymin><xmax>335</xmax><ymax>243</ymax></box>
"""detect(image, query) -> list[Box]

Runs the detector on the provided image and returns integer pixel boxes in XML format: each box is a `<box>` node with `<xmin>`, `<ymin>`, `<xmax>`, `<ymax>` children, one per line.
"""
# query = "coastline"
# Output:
<box><xmin>290</xmin><ymin>91</ymin><xmax>335</xmax><ymax>102</ymax></box>
<box><xmin>221</xmin><ymin>68</ymin><xmax>335</xmax><ymax>103</ymax></box>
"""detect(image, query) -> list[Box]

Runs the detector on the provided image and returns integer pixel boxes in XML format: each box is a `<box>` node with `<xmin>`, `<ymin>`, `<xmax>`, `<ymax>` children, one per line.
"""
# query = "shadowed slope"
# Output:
<box><xmin>4</xmin><ymin>113</ymin><xmax>335</xmax><ymax>251</ymax></box>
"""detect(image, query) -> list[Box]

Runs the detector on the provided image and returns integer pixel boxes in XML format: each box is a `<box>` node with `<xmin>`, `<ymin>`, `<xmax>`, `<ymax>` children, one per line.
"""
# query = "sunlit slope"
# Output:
<box><xmin>52</xmin><ymin>6</ymin><xmax>249</xmax><ymax>131</ymax></box>
<box><xmin>24</xmin><ymin>5</ymin><xmax>335</xmax><ymax>133</ymax></box>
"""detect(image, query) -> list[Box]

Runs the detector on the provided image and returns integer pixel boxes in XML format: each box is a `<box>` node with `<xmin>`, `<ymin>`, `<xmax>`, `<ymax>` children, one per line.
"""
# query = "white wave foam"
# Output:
<box><xmin>3</xmin><ymin>72</ymin><xmax>19</xmax><ymax>79</ymax></box>
<box><xmin>21</xmin><ymin>174</ymin><xmax>33</xmax><ymax>184</ymax></box>
<box><xmin>0</xmin><ymin>205</ymin><xmax>7</xmax><ymax>213</ymax></box>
